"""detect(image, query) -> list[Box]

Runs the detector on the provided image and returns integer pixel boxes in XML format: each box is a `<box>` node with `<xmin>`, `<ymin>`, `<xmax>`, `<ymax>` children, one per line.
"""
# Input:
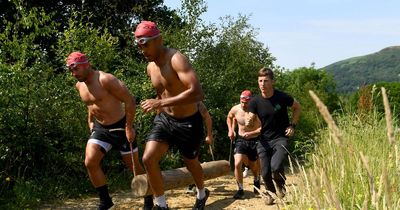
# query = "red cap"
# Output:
<box><xmin>66</xmin><ymin>52</ymin><xmax>88</xmax><ymax>67</ymax></box>
<box><xmin>134</xmin><ymin>21</ymin><xmax>160</xmax><ymax>38</ymax></box>
<box><xmin>240</xmin><ymin>90</ymin><xmax>252</xmax><ymax>102</ymax></box>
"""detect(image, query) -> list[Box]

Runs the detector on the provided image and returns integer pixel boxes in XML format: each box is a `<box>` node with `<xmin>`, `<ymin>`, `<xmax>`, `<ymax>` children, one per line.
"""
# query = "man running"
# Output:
<box><xmin>134</xmin><ymin>20</ymin><xmax>209</xmax><ymax>210</ymax></box>
<box><xmin>66</xmin><ymin>51</ymin><xmax>152</xmax><ymax>210</ymax></box>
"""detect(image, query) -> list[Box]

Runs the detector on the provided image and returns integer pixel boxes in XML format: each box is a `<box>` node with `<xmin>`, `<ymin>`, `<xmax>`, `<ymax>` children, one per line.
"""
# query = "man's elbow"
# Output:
<box><xmin>197</xmin><ymin>91</ymin><xmax>205</xmax><ymax>101</ymax></box>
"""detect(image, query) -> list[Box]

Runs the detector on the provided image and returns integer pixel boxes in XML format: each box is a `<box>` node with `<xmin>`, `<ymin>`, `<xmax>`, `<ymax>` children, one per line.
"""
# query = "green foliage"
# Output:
<box><xmin>193</xmin><ymin>15</ymin><xmax>274</xmax><ymax>161</ymax></box>
<box><xmin>348</xmin><ymin>82</ymin><xmax>400</xmax><ymax>118</ymax></box>
<box><xmin>0</xmin><ymin>6</ymin><xmax>89</xmax><ymax>208</ymax></box>
<box><xmin>323</xmin><ymin>46</ymin><xmax>400</xmax><ymax>93</ymax></box>
<box><xmin>275</xmin><ymin>66</ymin><xmax>339</xmax><ymax>159</ymax></box>
<box><xmin>0</xmin><ymin>0</ymin><xmax>343</xmax><ymax>208</ymax></box>
<box><xmin>55</xmin><ymin>17</ymin><xmax>121</xmax><ymax>72</ymax></box>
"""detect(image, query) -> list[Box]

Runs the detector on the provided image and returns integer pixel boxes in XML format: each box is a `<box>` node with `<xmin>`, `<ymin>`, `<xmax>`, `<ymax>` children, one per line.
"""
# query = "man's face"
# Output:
<box><xmin>258</xmin><ymin>76</ymin><xmax>274</xmax><ymax>94</ymax></box>
<box><xmin>240</xmin><ymin>100</ymin><xmax>249</xmax><ymax>110</ymax></box>
<box><xmin>136</xmin><ymin>35</ymin><xmax>161</xmax><ymax>62</ymax></box>
<box><xmin>68</xmin><ymin>63</ymin><xmax>89</xmax><ymax>82</ymax></box>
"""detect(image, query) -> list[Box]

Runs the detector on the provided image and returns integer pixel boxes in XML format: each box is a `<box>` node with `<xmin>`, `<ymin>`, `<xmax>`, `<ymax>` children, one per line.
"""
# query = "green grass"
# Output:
<box><xmin>285</xmin><ymin>92</ymin><xmax>400</xmax><ymax>209</ymax></box>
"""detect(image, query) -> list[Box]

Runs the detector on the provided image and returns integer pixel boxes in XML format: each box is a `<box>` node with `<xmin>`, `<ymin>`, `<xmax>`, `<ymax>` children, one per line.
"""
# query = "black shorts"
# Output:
<box><xmin>234</xmin><ymin>136</ymin><xmax>258</xmax><ymax>161</ymax></box>
<box><xmin>88</xmin><ymin>116</ymin><xmax>138</xmax><ymax>155</ymax></box>
<box><xmin>146</xmin><ymin>111</ymin><xmax>204</xmax><ymax>159</ymax></box>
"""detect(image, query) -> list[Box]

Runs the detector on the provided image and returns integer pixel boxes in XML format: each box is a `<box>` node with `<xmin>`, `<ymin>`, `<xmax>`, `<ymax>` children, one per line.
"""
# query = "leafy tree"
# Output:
<box><xmin>0</xmin><ymin>0</ymin><xmax>179</xmax><ymax>61</ymax></box>
<box><xmin>192</xmin><ymin>15</ymin><xmax>274</xmax><ymax>161</ymax></box>
<box><xmin>0</xmin><ymin>6</ymin><xmax>90</xmax><ymax>208</ymax></box>
<box><xmin>276</xmin><ymin>66</ymin><xmax>340</xmax><ymax>158</ymax></box>
<box><xmin>348</xmin><ymin>82</ymin><xmax>400</xmax><ymax>118</ymax></box>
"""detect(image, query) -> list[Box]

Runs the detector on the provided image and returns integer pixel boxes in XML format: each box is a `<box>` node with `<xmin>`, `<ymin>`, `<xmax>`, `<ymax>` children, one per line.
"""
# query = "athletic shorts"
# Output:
<box><xmin>88</xmin><ymin>116</ymin><xmax>138</xmax><ymax>155</ymax></box>
<box><xmin>234</xmin><ymin>136</ymin><xmax>258</xmax><ymax>161</ymax></box>
<box><xmin>146</xmin><ymin>111</ymin><xmax>204</xmax><ymax>159</ymax></box>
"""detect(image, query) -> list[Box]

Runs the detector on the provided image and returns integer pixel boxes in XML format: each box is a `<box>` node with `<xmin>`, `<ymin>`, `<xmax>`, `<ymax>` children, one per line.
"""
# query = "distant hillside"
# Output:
<box><xmin>321</xmin><ymin>46</ymin><xmax>400</xmax><ymax>93</ymax></box>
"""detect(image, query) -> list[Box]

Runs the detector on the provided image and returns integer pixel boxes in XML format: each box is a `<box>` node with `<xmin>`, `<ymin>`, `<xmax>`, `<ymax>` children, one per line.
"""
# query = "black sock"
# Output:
<box><xmin>96</xmin><ymin>185</ymin><xmax>111</xmax><ymax>202</ymax></box>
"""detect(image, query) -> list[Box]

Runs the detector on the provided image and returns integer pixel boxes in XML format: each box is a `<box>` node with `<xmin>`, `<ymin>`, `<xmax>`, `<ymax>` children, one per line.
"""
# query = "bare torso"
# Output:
<box><xmin>76</xmin><ymin>71</ymin><xmax>124</xmax><ymax>125</ymax></box>
<box><xmin>231</xmin><ymin>104</ymin><xmax>261</xmax><ymax>138</ymax></box>
<box><xmin>147</xmin><ymin>49</ymin><xmax>198</xmax><ymax>118</ymax></box>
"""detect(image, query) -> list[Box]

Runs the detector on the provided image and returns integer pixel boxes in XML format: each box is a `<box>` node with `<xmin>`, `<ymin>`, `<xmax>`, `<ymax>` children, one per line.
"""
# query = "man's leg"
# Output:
<box><xmin>142</xmin><ymin>141</ymin><xmax>169</xmax><ymax>208</ymax></box>
<box><xmin>271</xmin><ymin>138</ymin><xmax>289</xmax><ymax>198</ymax></box>
<box><xmin>257</xmin><ymin>142</ymin><xmax>275</xmax><ymax>205</ymax></box>
<box><xmin>183</xmin><ymin>156</ymin><xmax>205</xmax><ymax>191</ymax></box>
<box><xmin>257</xmin><ymin>147</ymin><xmax>275</xmax><ymax>192</ymax></box>
<box><xmin>247</xmin><ymin>158</ymin><xmax>261</xmax><ymax>195</ymax></box>
<box><xmin>121</xmin><ymin>151</ymin><xmax>153</xmax><ymax>210</ymax></box>
<box><xmin>232</xmin><ymin>154</ymin><xmax>246</xmax><ymax>199</ymax></box>
<box><xmin>183</xmin><ymin>156</ymin><xmax>210</xmax><ymax>210</ymax></box>
<box><xmin>85</xmin><ymin>143</ymin><xmax>113</xmax><ymax>209</ymax></box>
<box><xmin>121</xmin><ymin>150</ymin><xmax>145</xmax><ymax>176</ymax></box>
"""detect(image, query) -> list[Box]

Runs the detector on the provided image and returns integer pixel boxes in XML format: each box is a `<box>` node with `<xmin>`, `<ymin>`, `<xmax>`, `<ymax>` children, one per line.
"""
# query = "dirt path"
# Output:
<box><xmin>41</xmin><ymin>172</ymin><xmax>299</xmax><ymax>210</ymax></box>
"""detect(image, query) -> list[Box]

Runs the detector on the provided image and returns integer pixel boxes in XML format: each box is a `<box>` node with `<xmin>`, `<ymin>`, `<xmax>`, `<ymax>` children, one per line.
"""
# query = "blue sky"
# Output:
<box><xmin>163</xmin><ymin>0</ymin><xmax>400</xmax><ymax>69</ymax></box>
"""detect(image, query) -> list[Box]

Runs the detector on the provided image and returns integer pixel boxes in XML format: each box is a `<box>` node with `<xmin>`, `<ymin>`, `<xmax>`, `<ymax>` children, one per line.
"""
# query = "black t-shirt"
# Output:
<box><xmin>248</xmin><ymin>89</ymin><xmax>294</xmax><ymax>141</ymax></box>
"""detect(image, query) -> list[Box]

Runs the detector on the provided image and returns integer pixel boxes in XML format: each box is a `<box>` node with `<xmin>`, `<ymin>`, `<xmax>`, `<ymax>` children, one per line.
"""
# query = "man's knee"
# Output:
<box><xmin>142</xmin><ymin>153</ymin><xmax>157</xmax><ymax>168</ymax></box>
<box><xmin>84</xmin><ymin>157</ymin><xmax>99</xmax><ymax>170</ymax></box>
<box><xmin>234</xmin><ymin>162</ymin><xmax>243</xmax><ymax>171</ymax></box>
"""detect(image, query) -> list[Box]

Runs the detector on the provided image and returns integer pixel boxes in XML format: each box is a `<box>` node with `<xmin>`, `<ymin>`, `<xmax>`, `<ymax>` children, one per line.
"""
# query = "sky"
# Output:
<box><xmin>163</xmin><ymin>0</ymin><xmax>400</xmax><ymax>70</ymax></box>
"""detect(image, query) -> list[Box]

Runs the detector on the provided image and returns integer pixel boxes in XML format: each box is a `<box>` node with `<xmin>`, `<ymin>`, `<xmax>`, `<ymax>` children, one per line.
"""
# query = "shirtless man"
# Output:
<box><xmin>134</xmin><ymin>20</ymin><xmax>209</xmax><ymax>210</ymax></box>
<box><xmin>66</xmin><ymin>52</ymin><xmax>152</xmax><ymax>210</ymax></box>
<box><xmin>227</xmin><ymin>90</ymin><xmax>261</xmax><ymax>199</ymax></box>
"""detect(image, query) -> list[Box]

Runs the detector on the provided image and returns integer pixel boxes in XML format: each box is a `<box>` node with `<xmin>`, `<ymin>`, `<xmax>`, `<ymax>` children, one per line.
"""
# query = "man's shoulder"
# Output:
<box><xmin>273</xmin><ymin>89</ymin><xmax>292</xmax><ymax>99</ymax></box>
<box><xmin>232</xmin><ymin>104</ymin><xmax>241</xmax><ymax>110</ymax></box>
<box><xmin>98</xmin><ymin>71</ymin><xmax>121</xmax><ymax>87</ymax></box>
<box><xmin>250</xmin><ymin>95</ymin><xmax>263</xmax><ymax>102</ymax></box>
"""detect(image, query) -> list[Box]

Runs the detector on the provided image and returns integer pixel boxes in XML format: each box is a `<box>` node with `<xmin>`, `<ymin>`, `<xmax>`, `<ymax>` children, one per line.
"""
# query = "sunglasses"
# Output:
<box><xmin>135</xmin><ymin>34</ymin><xmax>160</xmax><ymax>45</ymax></box>
<box><xmin>66</xmin><ymin>61</ymin><xmax>88</xmax><ymax>69</ymax></box>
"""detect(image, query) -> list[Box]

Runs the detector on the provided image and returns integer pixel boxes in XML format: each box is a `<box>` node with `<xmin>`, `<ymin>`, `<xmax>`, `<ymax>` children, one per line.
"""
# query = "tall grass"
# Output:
<box><xmin>285</xmin><ymin>89</ymin><xmax>399</xmax><ymax>209</ymax></box>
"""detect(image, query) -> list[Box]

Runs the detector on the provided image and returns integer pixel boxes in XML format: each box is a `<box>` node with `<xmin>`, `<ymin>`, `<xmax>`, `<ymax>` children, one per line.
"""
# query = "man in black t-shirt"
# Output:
<box><xmin>246</xmin><ymin>67</ymin><xmax>301</xmax><ymax>205</ymax></box>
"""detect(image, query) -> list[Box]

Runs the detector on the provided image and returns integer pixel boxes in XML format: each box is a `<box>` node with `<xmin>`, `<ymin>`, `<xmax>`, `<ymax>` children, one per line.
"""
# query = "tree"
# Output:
<box><xmin>277</xmin><ymin>66</ymin><xmax>340</xmax><ymax>158</ymax></box>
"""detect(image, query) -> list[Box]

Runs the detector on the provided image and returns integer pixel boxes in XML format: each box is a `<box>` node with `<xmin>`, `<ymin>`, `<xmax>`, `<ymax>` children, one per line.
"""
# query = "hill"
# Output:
<box><xmin>321</xmin><ymin>46</ymin><xmax>400</xmax><ymax>93</ymax></box>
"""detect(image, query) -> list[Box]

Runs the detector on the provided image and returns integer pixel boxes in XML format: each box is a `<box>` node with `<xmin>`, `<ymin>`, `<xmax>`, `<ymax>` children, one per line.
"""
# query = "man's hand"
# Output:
<box><xmin>245</xmin><ymin>112</ymin><xmax>255</xmax><ymax>127</ymax></box>
<box><xmin>242</xmin><ymin>132</ymin><xmax>251</xmax><ymax>139</ymax></box>
<box><xmin>126</xmin><ymin>127</ymin><xmax>136</xmax><ymax>143</ymax></box>
<box><xmin>205</xmin><ymin>135</ymin><xmax>213</xmax><ymax>145</ymax></box>
<box><xmin>228</xmin><ymin>130</ymin><xmax>236</xmax><ymax>142</ymax></box>
<box><xmin>141</xmin><ymin>99</ymin><xmax>161</xmax><ymax>113</ymax></box>
<box><xmin>285</xmin><ymin>126</ymin><xmax>295</xmax><ymax>137</ymax></box>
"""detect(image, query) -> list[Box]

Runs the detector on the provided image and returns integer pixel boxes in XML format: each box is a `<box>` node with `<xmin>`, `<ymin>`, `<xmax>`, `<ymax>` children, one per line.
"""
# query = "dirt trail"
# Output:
<box><xmin>41</xmin><ymin>172</ymin><xmax>299</xmax><ymax>210</ymax></box>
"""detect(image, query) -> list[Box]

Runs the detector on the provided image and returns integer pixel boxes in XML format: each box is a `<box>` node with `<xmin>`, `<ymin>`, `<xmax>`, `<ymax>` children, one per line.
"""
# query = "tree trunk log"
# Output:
<box><xmin>131</xmin><ymin>160</ymin><xmax>230</xmax><ymax>197</ymax></box>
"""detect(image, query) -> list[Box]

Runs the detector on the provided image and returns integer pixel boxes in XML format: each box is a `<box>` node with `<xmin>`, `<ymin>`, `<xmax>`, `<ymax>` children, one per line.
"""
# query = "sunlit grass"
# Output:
<box><xmin>284</xmin><ymin>89</ymin><xmax>400</xmax><ymax>209</ymax></box>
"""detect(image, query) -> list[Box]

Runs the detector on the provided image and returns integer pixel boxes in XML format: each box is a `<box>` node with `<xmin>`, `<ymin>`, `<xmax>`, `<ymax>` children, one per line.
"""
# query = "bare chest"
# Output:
<box><xmin>235</xmin><ymin>110</ymin><xmax>247</xmax><ymax>126</ymax></box>
<box><xmin>78</xmin><ymin>83</ymin><xmax>109</xmax><ymax>105</ymax></box>
<box><xmin>150</xmin><ymin>66</ymin><xmax>183</xmax><ymax>95</ymax></box>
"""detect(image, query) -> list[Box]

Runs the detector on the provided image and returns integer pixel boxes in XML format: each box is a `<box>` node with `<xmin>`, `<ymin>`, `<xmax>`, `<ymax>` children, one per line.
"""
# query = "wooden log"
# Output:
<box><xmin>131</xmin><ymin>160</ymin><xmax>230</xmax><ymax>197</ymax></box>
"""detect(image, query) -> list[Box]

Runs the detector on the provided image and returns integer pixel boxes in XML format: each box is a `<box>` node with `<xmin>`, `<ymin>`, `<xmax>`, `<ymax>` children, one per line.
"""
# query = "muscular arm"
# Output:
<box><xmin>159</xmin><ymin>52</ymin><xmax>204</xmax><ymax>107</ymax></box>
<box><xmin>88</xmin><ymin>108</ymin><xmax>94</xmax><ymax>131</ymax></box>
<box><xmin>227</xmin><ymin>107</ymin><xmax>237</xmax><ymax>141</ymax></box>
<box><xmin>291</xmin><ymin>100</ymin><xmax>301</xmax><ymax>125</ymax></box>
<box><xmin>198</xmin><ymin>102</ymin><xmax>213</xmax><ymax>144</ymax></box>
<box><xmin>285</xmin><ymin>100</ymin><xmax>301</xmax><ymax>137</ymax></box>
<box><xmin>102</xmin><ymin>74</ymin><xmax>136</xmax><ymax>141</ymax></box>
<box><xmin>243</xmin><ymin>116</ymin><xmax>261</xmax><ymax>138</ymax></box>
<box><xmin>245</xmin><ymin>112</ymin><xmax>257</xmax><ymax>127</ymax></box>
